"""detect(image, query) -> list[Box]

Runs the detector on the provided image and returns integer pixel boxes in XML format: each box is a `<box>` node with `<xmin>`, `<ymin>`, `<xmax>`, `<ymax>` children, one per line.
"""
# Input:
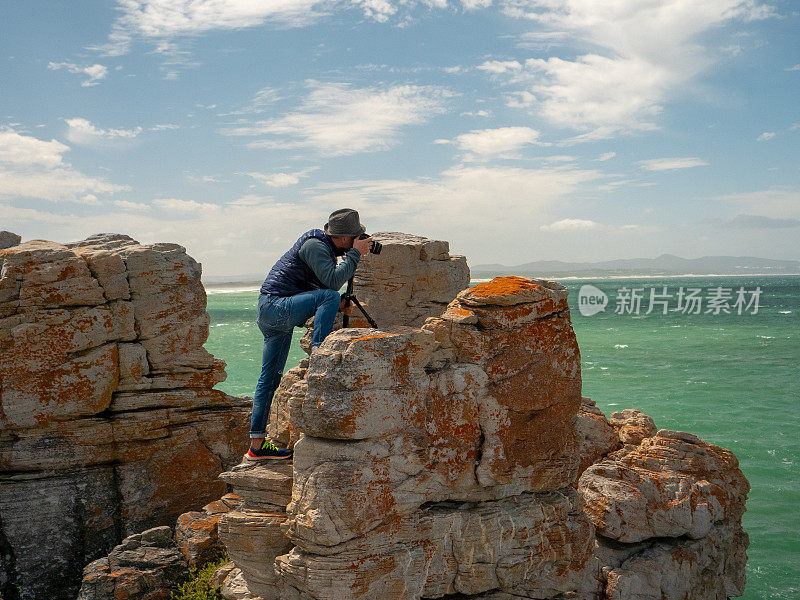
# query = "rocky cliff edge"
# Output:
<box><xmin>0</xmin><ymin>233</ymin><xmax>250</xmax><ymax>600</ymax></box>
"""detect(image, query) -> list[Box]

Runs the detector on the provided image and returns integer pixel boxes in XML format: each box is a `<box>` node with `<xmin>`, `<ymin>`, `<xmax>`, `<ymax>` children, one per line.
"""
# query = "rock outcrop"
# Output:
<box><xmin>218</xmin><ymin>274</ymin><xmax>750</xmax><ymax>600</ymax></box>
<box><xmin>350</xmin><ymin>232</ymin><xmax>470</xmax><ymax>329</ymax></box>
<box><xmin>0</xmin><ymin>231</ymin><xmax>21</xmax><ymax>250</ymax></box>
<box><xmin>218</xmin><ymin>460</ymin><xmax>294</xmax><ymax>597</ymax></box>
<box><xmin>575</xmin><ymin>396</ymin><xmax>620</xmax><ymax>476</ymax></box>
<box><xmin>78</xmin><ymin>495</ymin><xmax>241</xmax><ymax>600</ymax></box>
<box><xmin>583</xmin><ymin>429</ymin><xmax>749</xmax><ymax>599</ymax></box>
<box><xmin>0</xmin><ymin>234</ymin><xmax>250</xmax><ymax>600</ymax></box>
<box><xmin>219</xmin><ymin>276</ymin><xmax>599</xmax><ymax>599</ymax></box>
<box><xmin>77</xmin><ymin>526</ymin><xmax>187</xmax><ymax>600</ymax></box>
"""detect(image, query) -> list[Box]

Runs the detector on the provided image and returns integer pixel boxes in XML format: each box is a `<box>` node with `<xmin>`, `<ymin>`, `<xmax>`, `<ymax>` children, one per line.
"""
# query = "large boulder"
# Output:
<box><xmin>0</xmin><ymin>231</ymin><xmax>21</xmax><ymax>250</ymax></box>
<box><xmin>351</xmin><ymin>232</ymin><xmax>470</xmax><ymax>329</ymax></box>
<box><xmin>77</xmin><ymin>527</ymin><xmax>187</xmax><ymax>600</ymax></box>
<box><xmin>580</xmin><ymin>430</ymin><xmax>750</xmax><ymax>543</ymax></box>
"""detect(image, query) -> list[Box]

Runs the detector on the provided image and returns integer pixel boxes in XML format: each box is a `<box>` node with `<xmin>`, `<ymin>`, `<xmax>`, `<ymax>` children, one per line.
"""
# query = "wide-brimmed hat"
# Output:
<box><xmin>324</xmin><ymin>208</ymin><xmax>366</xmax><ymax>237</ymax></box>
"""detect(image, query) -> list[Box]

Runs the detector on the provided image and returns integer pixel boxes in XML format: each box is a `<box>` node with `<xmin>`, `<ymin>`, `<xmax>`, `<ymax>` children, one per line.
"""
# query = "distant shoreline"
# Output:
<box><xmin>470</xmin><ymin>272</ymin><xmax>800</xmax><ymax>281</ymax></box>
<box><xmin>204</xmin><ymin>272</ymin><xmax>800</xmax><ymax>292</ymax></box>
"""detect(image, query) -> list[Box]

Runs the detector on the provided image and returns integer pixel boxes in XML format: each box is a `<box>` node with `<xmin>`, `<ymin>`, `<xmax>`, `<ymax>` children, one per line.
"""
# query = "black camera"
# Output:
<box><xmin>359</xmin><ymin>233</ymin><xmax>382</xmax><ymax>255</ymax></box>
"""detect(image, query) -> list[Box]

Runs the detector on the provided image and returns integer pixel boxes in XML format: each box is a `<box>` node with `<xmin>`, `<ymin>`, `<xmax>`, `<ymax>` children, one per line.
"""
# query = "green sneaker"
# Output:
<box><xmin>245</xmin><ymin>440</ymin><xmax>292</xmax><ymax>461</ymax></box>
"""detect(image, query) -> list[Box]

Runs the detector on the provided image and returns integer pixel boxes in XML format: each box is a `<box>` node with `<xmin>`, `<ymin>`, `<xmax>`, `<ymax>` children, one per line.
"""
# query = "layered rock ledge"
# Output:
<box><xmin>0</xmin><ymin>234</ymin><xmax>250</xmax><ymax>600</ymax></box>
<box><xmin>218</xmin><ymin>274</ymin><xmax>750</xmax><ymax>600</ymax></box>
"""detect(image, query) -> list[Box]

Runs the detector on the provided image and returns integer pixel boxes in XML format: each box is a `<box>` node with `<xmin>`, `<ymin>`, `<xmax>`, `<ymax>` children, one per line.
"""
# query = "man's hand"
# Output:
<box><xmin>339</xmin><ymin>296</ymin><xmax>353</xmax><ymax>315</ymax></box>
<box><xmin>353</xmin><ymin>236</ymin><xmax>372</xmax><ymax>255</ymax></box>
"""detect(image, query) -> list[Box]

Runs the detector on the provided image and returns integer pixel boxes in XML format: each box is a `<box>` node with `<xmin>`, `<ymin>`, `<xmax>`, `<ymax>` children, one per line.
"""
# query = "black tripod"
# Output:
<box><xmin>341</xmin><ymin>277</ymin><xmax>378</xmax><ymax>328</ymax></box>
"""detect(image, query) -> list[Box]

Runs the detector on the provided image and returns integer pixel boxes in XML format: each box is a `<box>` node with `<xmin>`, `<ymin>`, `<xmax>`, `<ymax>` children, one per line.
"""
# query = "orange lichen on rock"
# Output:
<box><xmin>1</xmin><ymin>233</ymin><xmax>250</xmax><ymax>600</ymax></box>
<box><xmin>469</xmin><ymin>275</ymin><xmax>542</xmax><ymax>298</ymax></box>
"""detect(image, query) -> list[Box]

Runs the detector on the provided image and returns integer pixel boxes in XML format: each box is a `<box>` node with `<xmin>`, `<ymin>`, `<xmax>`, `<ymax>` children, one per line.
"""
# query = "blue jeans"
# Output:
<box><xmin>249</xmin><ymin>288</ymin><xmax>341</xmax><ymax>438</ymax></box>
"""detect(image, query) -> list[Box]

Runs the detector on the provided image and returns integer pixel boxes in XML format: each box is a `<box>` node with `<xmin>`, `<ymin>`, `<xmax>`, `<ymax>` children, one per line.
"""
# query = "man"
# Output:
<box><xmin>246</xmin><ymin>208</ymin><xmax>373</xmax><ymax>461</ymax></box>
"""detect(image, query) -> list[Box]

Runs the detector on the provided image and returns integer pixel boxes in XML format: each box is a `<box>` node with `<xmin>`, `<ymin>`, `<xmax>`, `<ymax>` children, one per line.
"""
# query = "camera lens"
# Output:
<box><xmin>370</xmin><ymin>240</ymin><xmax>382</xmax><ymax>255</ymax></box>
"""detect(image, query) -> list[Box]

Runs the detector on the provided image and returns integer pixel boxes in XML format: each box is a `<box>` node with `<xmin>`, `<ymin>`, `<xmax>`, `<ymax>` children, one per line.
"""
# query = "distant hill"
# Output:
<box><xmin>471</xmin><ymin>254</ymin><xmax>800</xmax><ymax>278</ymax></box>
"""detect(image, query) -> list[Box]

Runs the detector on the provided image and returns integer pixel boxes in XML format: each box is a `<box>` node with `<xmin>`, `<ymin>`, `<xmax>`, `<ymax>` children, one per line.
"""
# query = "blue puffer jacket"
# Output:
<box><xmin>260</xmin><ymin>229</ymin><xmax>341</xmax><ymax>296</ymax></box>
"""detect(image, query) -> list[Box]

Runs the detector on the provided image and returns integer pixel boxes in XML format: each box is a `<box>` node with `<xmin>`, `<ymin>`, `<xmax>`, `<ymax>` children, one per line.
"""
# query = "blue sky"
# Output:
<box><xmin>1</xmin><ymin>0</ymin><xmax>798</xmax><ymax>277</ymax></box>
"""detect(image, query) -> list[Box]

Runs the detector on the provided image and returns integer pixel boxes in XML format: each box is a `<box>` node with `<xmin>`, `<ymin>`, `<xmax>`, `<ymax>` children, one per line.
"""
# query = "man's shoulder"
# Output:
<box><xmin>298</xmin><ymin>235</ymin><xmax>332</xmax><ymax>260</ymax></box>
<box><xmin>300</xmin><ymin>236</ymin><xmax>328</xmax><ymax>249</ymax></box>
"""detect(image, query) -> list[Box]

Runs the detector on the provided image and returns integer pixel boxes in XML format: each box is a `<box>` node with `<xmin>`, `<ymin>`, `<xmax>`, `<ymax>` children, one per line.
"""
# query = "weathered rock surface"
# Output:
<box><xmin>608</xmin><ymin>408</ymin><xmax>657</xmax><ymax>446</ymax></box>
<box><xmin>78</xmin><ymin>493</ymin><xmax>242</xmax><ymax>600</ymax></box>
<box><xmin>0</xmin><ymin>231</ymin><xmax>21</xmax><ymax>250</ymax></box>
<box><xmin>218</xmin><ymin>460</ymin><xmax>294</xmax><ymax>600</ymax></box>
<box><xmin>576</xmin><ymin>396</ymin><xmax>620</xmax><ymax>477</ymax></box>
<box><xmin>0</xmin><ymin>234</ymin><xmax>250</xmax><ymax>600</ymax></box>
<box><xmin>351</xmin><ymin>232</ymin><xmax>470</xmax><ymax>329</ymax></box>
<box><xmin>601</xmin><ymin>522</ymin><xmax>749</xmax><ymax>600</ymax></box>
<box><xmin>219</xmin><ymin>274</ymin><xmax>750</xmax><ymax>600</ymax></box>
<box><xmin>175</xmin><ymin>493</ymin><xmax>241</xmax><ymax>566</ymax></box>
<box><xmin>220</xmin><ymin>276</ymin><xmax>596</xmax><ymax>600</ymax></box>
<box><xmin>579</xmin><ymin>429</ymin><xmax>750</xmax><ymax>543</ymax></box>
<box><xmin>77</xmin><ymin>526</ymin><xmax>187</xmax><ymax>600</ymax></box>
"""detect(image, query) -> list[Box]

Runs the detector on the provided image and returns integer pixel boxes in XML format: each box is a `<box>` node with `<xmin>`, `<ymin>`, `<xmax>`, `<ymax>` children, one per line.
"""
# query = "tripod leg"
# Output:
<box><xmin>342</xmin><ymin>279</ymin><xmax>355</xmax><ymax>328</ymax></box>
<box><xmin>350</xmin><ymin>296</ymin><xmax>378</xmax><ymax>328</ymax></box>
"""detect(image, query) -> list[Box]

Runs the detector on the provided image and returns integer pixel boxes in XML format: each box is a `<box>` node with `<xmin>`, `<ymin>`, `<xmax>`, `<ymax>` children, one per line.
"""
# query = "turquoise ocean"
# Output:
<box><xmin>204</xmin><ymin>275</ymin><xmax>799</xmax><ymax>600</ymax></box>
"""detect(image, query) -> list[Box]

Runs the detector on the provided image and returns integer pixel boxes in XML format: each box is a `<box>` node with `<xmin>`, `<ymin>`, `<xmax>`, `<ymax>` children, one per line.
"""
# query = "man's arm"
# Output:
<box><xmin>298</xmin><ymin>238</ymin><xmax>361</xmax><ymax>290</ymax></box>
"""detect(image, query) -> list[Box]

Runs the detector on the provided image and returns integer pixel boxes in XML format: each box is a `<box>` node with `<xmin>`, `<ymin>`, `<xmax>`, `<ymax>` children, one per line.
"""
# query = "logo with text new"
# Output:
<box><xmin>579</xmin><ymin>285</ymin><xmax>608</xmax><ymax>317</ymax></box>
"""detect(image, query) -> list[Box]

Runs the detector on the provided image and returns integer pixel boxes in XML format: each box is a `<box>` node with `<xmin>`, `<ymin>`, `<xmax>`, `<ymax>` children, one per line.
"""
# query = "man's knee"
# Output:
<box><xmin>321</xmin><ymin>288</ymin><xmax>340</xmax><ymax>304</ymax></box>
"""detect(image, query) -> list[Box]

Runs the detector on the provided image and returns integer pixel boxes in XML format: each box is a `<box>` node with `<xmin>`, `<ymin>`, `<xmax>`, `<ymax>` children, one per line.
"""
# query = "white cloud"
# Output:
<box><xmin>65</xmin><ymin>118</ymin><xmax>143</xmax><ymax>146</ymax></box>
<box><xmin>0</xmin><ymin>128</ymin><xmax>69</xmax><ymax>168</ymax></box>
<box><xmin>241</xmin><ymin>167</ymin><xmax>318</xmax><ymax>188</ymax></box>
<box><xmin>540</xmin><ymin>218</ymin><xmax>601</xmax><ymax>231</ymax></box>
<box><xmin>113</xmin><ymin>200</ymin><xmax>151</xmax><ymax>210</ymax></box>
<box><xmin>94</xmin><ymin>0</ymin><xmax>326</xmax><ymax>55</ymax></box>
<box><xmin>223</xmin><ymin>81</ymin><xmax>450</xmax><ymax>156</ymax></box>
<box><xmin>0</xmin><ymin>198</ymin><xmax>323</xmax><ymax>278</ymax></box>
<box><xmin>595</xmin><ymin>152</ymin><xmax>616</xmax><ymax>161</ymax></box>
<box><xmin>717</xmin><ymin>187</ymin><xmax>800</xmax><ymax>219</ymax></box>
<box><xmin>785</xmin><ymin>64</ymin><xmax>800</xmax><ymax>72</ymax></box>
<box><xmin>97</xmin><ymin>0</ymin><xmax>454</xmax><ymax>56</ymax></box>
<box><xmin>493</xmin><ymin>0</ymin><xmax>774</xmax><ymax>137</ymax></box>
<box><xmin>355</xmin><ymin>0</ymin><xmax>397</xmax><ymax>22</ymax></box>
<box><xmin>449</xmin><ymin>126</ymin><xmax>541</xmax><ymax>158</ymax></box>
<box><xmin>757</xmin><ymin>131</ymin><xmax>775</xmax><ymax>141</ymax></box>
<box><xmin>48</xmin><ymin>62</ymin><xmax>109</xmax><ymax>86</ymax></box>
<box><xmin>477</xmin><ymin>60</ymin><xmax>522</xmax><ymax>74</ymax></box>
<box><xmin>462</xmin><ymin>0</ymin><xmax>493</xmax><ymax>9</ymax></box>
<box><xmin>639</xmin><ymin>157</ymin><xmax>708</xmax><ymax>171</ymax></box>
<box><xmin>307</xmin><ymin>163</ymin><xmax>601</xmax><ymax>262</ymax></box>
<box><xmin>505</xmin><ymin>90</ymin><xmax>537</xmax><ymax>108</ymax></box>
<box><xmin>229</xmin><ymin>194</ymin><xmax>275</xmax><ymax>206</ymax></box>
<box><xmin>0</xmin><ymin>168</ymin><xmax>128</xmax><ymax>202</ymax></box>
<box><xmin>149</xmin><ymin>123</ymin><xmax>180</xmax><ymax>131</ymax></box>
<box><xmin>80</xmin><ymin>194</ymin><xmax>101</xmax><ymax>205</ymax></box>
<box><xmin>724</xmin><ymin>214</ymin><xmax>800</xmax><ymax>229</ymax></box>
<box><xmin>153</xmin><ymin>198</ymin><xmax>218</xmax><ymax>211</ymax></box>
<box><xmin>0</xmin><ymin>128</ymin><xmax>127</xmax><ymax>202</ymax></box>
<box><xmin>460</xmin><ymin>110</ymin><xmax>491</xmax><ymax>117</ymax></box>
